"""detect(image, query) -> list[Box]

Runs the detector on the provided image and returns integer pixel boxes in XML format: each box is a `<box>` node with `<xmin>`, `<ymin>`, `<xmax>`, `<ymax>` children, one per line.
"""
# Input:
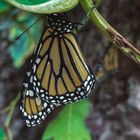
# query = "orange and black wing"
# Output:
<box><xmin>34</xmin><ymin>30</ymin><xmax>95</xmax><ymax>103</ymax></box>
<box><xmin>20</xmin><ymin>88</ymin><xmax>52</xmax><ymax>127</ymax></box>
<box><xmin>20</xmin><ymin>27</ymin><xmax>95</xmax><ymax>127</ymax></box>
<box><xmin>20</xmin><ymin>27</ymin><xmax>57</xmax><ymax>127</ymax></box>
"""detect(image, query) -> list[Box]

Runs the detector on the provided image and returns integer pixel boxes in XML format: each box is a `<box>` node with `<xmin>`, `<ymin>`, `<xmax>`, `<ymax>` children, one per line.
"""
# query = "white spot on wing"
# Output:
<box><xmin>29</xmin><ymin>90</ymin><xmax>34</xmax><ymax>97</ymax></box>
<box><xmin>36</xmin><ymin>58</ymin><xmax>40</xmax><ymax>64</ymax></box>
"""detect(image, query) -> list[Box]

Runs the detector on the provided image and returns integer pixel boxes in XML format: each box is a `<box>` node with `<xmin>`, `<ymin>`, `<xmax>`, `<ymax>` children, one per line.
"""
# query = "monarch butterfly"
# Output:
<box><xmin>20</xmin><ymin>13</ymin><xmax>96</xmax><ymax>127</ymax></box>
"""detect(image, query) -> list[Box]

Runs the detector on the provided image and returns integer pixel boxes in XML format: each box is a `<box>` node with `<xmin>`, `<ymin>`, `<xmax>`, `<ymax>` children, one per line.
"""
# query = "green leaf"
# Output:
<box><xmin>5</xmin><ymin>0</ymin><xmax>79</xmax><ymax>14</ymax></box>
<box><xmin>0</xmin><ymin>128</ymin><xmax>6</xmax><ymax>140</ymax></box>
<box><xmin>42</xmin><ymin>100</ymin><xmax>91</xmax><ymax>140</ymax></box>
<box><xmin>8</xmin><ymin>12</ymin><xmax>43</xmax><ymax>68</ymax></box>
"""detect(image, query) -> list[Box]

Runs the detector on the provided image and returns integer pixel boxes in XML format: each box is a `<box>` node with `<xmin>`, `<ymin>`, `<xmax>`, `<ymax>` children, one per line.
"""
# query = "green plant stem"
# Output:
<box><xmin>5</xmin><ymin>94</ymin><xmax>20</xmax><ymax>126</ymax></box>
<box><xmin>4</xmin><ymin>93</ymin><xmax>20</xmax><ymax>140</ymax></box>
<box><xmin>5</xmin><ymin>127</ymin><xmax>13</xmax><ymax>140</ymax></box>
<box><xmin>80</xmin><ymin>0</ymin><xmax>140</xmax><ymax>67</ymax></box>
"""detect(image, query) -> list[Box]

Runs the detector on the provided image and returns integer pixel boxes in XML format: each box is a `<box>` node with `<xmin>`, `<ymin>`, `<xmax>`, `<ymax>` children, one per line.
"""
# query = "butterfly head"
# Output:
<box><xmin>47</xmin><ymin>13</ymin><xmax>74</xmax><ymax>34</ymax></box>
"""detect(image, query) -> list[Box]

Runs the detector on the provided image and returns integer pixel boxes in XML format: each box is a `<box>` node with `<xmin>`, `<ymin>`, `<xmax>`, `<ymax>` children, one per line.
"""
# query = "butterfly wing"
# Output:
<box><xmin>35</xmin><ymin>32</ymin><xmax>95</xmax><ymax>104</ymax></box>
<box><xmin>20</xmin><ymin>27</ymin><xmax>56</xmax><ymax>127</ymax></box>
<box><xmin>20</xmin><ymin>87</ymin><xmax>52</xmax><ymax>127</ymax></box>
<box><xmin>20</xmin><ymin>27</ymin><xmax>95</xmax><ymax>127</ymax></box>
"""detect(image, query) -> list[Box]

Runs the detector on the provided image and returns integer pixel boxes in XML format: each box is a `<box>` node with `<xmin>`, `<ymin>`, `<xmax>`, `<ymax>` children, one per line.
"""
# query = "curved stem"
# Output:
<box><xmin>5</xmin><ymin>0</ymin><xmax>79</xmax><ymax>14</ymax></box>
<box><xmin>4</xmin><ymin>93</ymin><xmax>20</xmax><ymax>140</ymax></box>
<box><xmin>80</xmin><ymin>0</ymin><xmax>140</xmax><ymax>67</ymax></box>
<box><xmin>4</xmin><ymin>93</ymin><xmax>20</xmax><ymax>126</ymax></box>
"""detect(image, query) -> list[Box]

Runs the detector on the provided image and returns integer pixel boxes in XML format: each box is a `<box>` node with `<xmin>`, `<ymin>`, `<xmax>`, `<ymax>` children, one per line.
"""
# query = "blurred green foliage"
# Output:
<box><xmin>0</xmin><ymin>1</ymin><xmax>11</xmax><ymax>13</ymax></box>
<box><xmin>0</xmin><ymin>128</ymin><xmax>6</xmax><ymax>140</ymax></box>
<box><xmin>0</xmin><ymin>1</ymin><xmax>43</xmax><ymax>68</ymax></box>
<box><xmin>8</xmin><ymin>12</ymin><xmax>43</xmax><ymax>68</ymax></box>
<box><xmin>42</xmin><ymin>100</ymin><xmax>91</xmax><ymax>140</ymax></box>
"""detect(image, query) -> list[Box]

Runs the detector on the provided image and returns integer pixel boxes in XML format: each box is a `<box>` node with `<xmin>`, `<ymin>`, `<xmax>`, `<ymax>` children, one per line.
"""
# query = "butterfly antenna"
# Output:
<box><xmin>15</xmin><ymin>15</ymin><xmax>44</xmax><ymax>41</ymax></box>
<box><xmin>75</xmin><ymin>5</ymin><xmax>96</xmax><ymax>33</ymax></box>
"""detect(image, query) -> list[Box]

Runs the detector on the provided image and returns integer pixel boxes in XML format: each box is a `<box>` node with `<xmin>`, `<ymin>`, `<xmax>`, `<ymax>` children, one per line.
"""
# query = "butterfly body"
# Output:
<box><xmin>20</xmin><ymin>13</ymin><xmax>96</xmax><ymax>127</ymax></box>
